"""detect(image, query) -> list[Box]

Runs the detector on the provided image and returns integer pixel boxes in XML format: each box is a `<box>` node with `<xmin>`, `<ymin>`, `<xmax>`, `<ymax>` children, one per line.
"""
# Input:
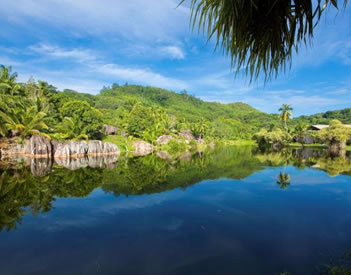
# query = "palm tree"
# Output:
<box><xmin>180</xmin><ymin>0</ymin><xmax>345</xmax><ymax>81</ymax></box>
<box><xmin>0</xmin><ymin>65</ymin><xmax>22</xmax><ymax>96</ymax></box>
<box><xmin>54</xmin><ymin>115</ymin><xmax>88</xmax><ymax>141</ymax></box>
<box><xmin>279</xmin><ymin>104</ymin><xmax>293</xmax><ymax>130</ymax></box>
<box><xmin>0</xmin><ymin>105</ymin><xmax>49</xmax><ymax>140</ymax></box>
<box><xmin>192</xmin><ymin>118</ymin><xmax>210</xmax><ymax>139</ymax></box>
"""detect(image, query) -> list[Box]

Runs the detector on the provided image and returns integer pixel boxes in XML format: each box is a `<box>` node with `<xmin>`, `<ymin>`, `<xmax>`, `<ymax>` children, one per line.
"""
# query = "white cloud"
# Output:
<box><xmin>159</xmin><ymin>46</ymin><xmax>185</xmax><ymax>59</ymax></box>
<box><xmin>0</xmin><ymin>0</ymin><xmax>190</xmax><ymax>42</ymax></box>
<box><xmin>29</xmin><ymin>43</ymin><xmax>97</xmax><ymax>62</ymax></box>
<box><xmin>97</xmin><ymin>63</ymin><xmax>188</xmax><ymax>90</ymax></box>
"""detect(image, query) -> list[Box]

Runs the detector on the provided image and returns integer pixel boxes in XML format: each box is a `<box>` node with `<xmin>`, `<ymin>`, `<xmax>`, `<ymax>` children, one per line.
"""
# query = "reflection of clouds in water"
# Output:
<box><xmin>34</xmin><ymin>191</ymin><xmax>186</xmax><ymax>232</ymax></box>
<box><xmin>44</xmin><ymin>216</ymin><xmax>101</xmax><ymax>231</ymax></box>
<box><xmin>100</xmin><ymin>192</ymin><xmax>184</xmax><ymax>214</ymax></box>
<box><xmin>291</xmin><ymin>174</ymin><xmax>347</xmax><ymax>185</ymax></box>
<box><xmin>162</xmin><ymin>219</ymin><xmax>184</xmax><ymax>231</ymax></box>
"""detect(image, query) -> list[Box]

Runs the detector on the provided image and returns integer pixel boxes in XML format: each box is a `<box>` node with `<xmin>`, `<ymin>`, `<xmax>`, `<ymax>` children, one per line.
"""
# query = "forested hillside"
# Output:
<box><xmin>95</xmin><ymin>84</ymin><xmax>280</xmax><ymax>131</ymax></box>
<box><xmin>297</xmin><ymin>108</ymin><xmax>351</xmax><ymax>125</ymax></box>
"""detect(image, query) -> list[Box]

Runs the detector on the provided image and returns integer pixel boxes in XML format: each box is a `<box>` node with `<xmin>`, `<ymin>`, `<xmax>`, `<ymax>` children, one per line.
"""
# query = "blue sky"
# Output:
<box><xmin>0</xmin><ymin>0</ymin><xmax>351</xmax><ymax>116</ymax></box>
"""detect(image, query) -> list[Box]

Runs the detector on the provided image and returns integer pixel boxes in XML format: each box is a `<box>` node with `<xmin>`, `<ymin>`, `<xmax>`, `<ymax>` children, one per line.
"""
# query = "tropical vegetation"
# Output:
<box><xmin>1</xmin><ymin>65</ymin><xmax>351</xmax><ymax>155</ymax></box>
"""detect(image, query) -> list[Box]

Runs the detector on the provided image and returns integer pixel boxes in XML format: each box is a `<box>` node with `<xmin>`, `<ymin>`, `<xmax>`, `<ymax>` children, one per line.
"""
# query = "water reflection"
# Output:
<box><xmin>1</xmin><ymin>146</ymin><xmax>351</xmax><ymax>232</ymax></box>
<box><xmin>276</xmin><ymin>172</ymin><xmax>291</xmax><ymax>189</ymax></box>
<box><xmin>1</xmin><ymin>146</ymin><xmax>351</xmax><ymax>274</ymax></box>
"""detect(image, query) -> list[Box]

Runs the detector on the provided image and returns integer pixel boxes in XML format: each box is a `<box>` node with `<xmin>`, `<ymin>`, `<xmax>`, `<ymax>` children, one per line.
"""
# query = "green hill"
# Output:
<box><xmin>93</xmin><ymin>85</ymin><xmax>279</xmax><ymax>130</ymax></box>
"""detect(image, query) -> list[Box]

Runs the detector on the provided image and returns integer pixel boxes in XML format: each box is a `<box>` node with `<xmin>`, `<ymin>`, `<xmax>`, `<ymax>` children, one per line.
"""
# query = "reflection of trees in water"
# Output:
<box><xmin>0</xmin><ymin>167</ymin><xmax>54</xmax><ymax>232</ymax></box>
<box><xmin>0</xmin><ymin>147</ymin><xmax>264</xmax><ymax>231</ymax></box>
<box><xmin>0</xmin><ymin>164</ymin><xmax>103</xmax><ymax>232</ymax></box>
<box><xmin>1</xmin><ymin>146</ymin><xmax>351</xmax><ymax>231</ymax></box>
<box><xmin>256</xmin><ymin>147</ymin><xmax>351</xmax><ymax>178</ymax></box>
<box><xmin>276</xmin><ymin>172</ymin><xmax>291</xmax><ymax>189</ymax></box>
<box><xmin>318</xmin><ymin>249</ymin><xmax>351</xmax><ymax>274</ymax></box>
<box><xmin>101</xmin><ymin>146</ymin><xmax>263</xmax><ymax>196</ymax></box>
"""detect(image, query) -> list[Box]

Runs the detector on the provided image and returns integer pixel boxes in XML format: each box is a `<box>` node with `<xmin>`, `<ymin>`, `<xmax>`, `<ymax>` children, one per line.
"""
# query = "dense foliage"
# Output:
<box><xmin>1</xmin><ymin>65</ymin><xmax>350</xmax><ymax>147</ymax></box>
<box><xmin>0</xmin><ymin>65</ymin><xmax>283</xmax><ymax>143</ymax></box>
<box><xmin>318</xmin><ymin>120</ymin><xmax>351</xmax><ymax>145</ymax></box>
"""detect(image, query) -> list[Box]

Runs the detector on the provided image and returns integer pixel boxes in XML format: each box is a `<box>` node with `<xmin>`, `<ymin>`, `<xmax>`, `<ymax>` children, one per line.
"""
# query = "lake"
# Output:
<box><xmin>1</xmin><ymin>146</ymin><xmax>351</xmax><ymax>275</ymax></box>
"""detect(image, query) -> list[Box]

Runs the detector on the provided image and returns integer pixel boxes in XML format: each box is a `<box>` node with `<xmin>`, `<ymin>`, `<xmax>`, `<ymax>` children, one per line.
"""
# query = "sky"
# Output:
<box><xmin>0</xmin><ymin>0</ymin><xmax>351</xmax><ymax>116</ymax></box>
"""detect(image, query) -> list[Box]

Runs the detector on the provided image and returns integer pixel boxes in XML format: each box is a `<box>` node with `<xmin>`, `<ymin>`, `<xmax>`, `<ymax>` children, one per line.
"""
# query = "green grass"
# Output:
<box><xmin>222</xmin><ymin>139</ymin><xmax>257</xmax><ymax>146</ymax></box>
<box><xmin>288</xmin><ymin>143</ymin><xmax>326</xmax><ymax>148</ymax></box>
<box><xmin>103</xmin><ymin>135</ymin><xmax>135</xmax><ymax>153</ymax></box>
<box><xmin>346</xmin><ymin>146</ymin><xmax>351</xmax><ymax>151</ymax></box>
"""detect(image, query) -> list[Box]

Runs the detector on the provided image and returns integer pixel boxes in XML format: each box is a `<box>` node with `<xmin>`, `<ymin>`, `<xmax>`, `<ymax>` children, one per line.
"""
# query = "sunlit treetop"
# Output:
<box><xmin>180</xmin><ymin>0</ymin><xmax>347</xmax><ymax>82</ymax></box>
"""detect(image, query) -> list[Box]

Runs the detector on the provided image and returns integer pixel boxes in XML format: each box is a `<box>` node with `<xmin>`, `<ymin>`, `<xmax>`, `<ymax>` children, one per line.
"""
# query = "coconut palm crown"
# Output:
<box><xmin>279</xmin><ymin>104</ymin><xmax>293</xmax><ymax>130</ymax></box>
<box><xmin>180</xmin><ymin>0</ymin><xmax>347</xmax><ymax>82</ymax></box>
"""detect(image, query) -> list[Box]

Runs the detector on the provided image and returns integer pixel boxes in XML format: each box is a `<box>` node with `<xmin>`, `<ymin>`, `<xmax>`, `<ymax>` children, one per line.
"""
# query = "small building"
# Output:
<box><xmin>310</xmin><ymin>124</ymin><xmax>351</xmax><ymax>131</ymax></box>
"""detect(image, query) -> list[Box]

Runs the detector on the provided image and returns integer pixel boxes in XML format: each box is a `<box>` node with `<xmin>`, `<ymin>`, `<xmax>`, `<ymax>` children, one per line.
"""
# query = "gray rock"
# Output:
<box><xmin>67</xmin><ymin>141</ymin><xmax>88</xmax><ymax>157</ymax></box>
<box><xmin>104</xmin><ymin>125</ymin><xmax>118</xmax><ymax>135</ymax></box>
<box><xmin>179</xmin><ymin>130</ymin><xmax>194</xmax><ymax>141</ymax></box>
<box><xmin>156</xmin><ymin>135</ymin><xmax>174</xmax><ymax>145</ymax></box>
<box><xmin>132</xmin><ymin>141</ymin><xmax>154</xmax><ymax>156</ymax></box>
<box><xmin>87</xmin><ymin>140</ymin><xmax>103</xmax><ymax>155</ymax></box>
<box><xmin>102</xmin><ymin>142</ymin><xmax>120</xmax><ymax>155</ymax></box>
<box><xmin>54</xmin><ymin>143</ymin><xmax>71</xmax><ymax>159</ymax></box>
<box><xmin>303</xmin><ymin>134</ymin><xmax>315</xmax><ymax>144</ymax></box>
<box><xmin>24</xmin><ymin>135</ymin><xmax>53</xmax><ymax>158</ymax></box>
<box><xmin>157</xmin><ymin>151</ymin><xmax>172</xmax><ymax>160</ymax></box>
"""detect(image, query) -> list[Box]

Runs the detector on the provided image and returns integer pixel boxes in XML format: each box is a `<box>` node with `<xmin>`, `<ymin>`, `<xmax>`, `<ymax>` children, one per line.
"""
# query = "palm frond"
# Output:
<box><xmin>181</xmin><ymin>0</ymin><xmax>347</xmax><ymax>82</ymax></box>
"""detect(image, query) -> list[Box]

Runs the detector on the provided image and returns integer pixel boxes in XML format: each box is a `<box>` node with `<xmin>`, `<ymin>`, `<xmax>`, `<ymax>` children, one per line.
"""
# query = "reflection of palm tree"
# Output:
<box><xmin>276</xmin><ymin>172</ymin><xmax>291</xmax><ymax>189</ymax></box>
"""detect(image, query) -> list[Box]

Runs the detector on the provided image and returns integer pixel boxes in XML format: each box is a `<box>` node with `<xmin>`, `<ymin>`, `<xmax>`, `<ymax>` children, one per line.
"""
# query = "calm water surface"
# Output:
<box><xmin>1</xmin><ymin>147</ymin><xmax>351</xmax><ymax>274</ymax></box>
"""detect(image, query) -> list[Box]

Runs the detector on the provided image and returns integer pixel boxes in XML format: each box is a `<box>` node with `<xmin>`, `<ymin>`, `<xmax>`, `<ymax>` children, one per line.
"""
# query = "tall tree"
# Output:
<box><xmin>279</xmin><ymin>104</ymin><xmax>293</xmax><ymax>130</ymax></box>
<box><xmin>181</xmin><ymin>0</ymin><xmax>346</xmax><ymax>81</ymax></box>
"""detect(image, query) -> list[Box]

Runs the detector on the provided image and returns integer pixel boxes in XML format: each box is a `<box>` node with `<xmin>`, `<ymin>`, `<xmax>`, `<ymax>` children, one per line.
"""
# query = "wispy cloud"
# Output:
<box><xmin>97</xmin><ymin>63</ymin><xmax>188</xmax><ymax>90</ymax></box>
<box><xmin>0</xmin><ymin>0</ymin><xmax>190</xmax><ymax>42</ymax></box>
<box><xmin>29</xmin><ymin>43</ymin><xmax>97</xmax><ymax>62</ymax></box>
<box><xmin>160</xmin><ymin>46</ymin><xmax>185</xmax><ymax>60</ymax></box>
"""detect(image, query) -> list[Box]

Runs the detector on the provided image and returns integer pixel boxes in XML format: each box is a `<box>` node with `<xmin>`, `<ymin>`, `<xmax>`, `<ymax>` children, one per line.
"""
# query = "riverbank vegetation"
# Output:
<box><xmin>1</xmin><ymin>65</ymin><xmax>351</xmax><ymax>156</ymax></box>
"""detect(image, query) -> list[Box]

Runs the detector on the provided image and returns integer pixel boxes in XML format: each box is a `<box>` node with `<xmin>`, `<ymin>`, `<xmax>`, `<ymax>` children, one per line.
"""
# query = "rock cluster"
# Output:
<box><xmin>1</xmin><ymin>136</ymin><xmax>120</xmax><ymax>159</ymax></box>
<box><xmin>55</xmin><ymin>140</ymin><xmax>120</xmax><ymax>158</ymax></box>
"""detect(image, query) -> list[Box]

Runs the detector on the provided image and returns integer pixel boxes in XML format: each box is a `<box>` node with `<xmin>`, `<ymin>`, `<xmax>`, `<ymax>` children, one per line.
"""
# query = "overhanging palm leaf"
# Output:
<box><xmin>180</xmin><ymin>0</ymin><xmax>347</xmax><ymax>82</ymax></box>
